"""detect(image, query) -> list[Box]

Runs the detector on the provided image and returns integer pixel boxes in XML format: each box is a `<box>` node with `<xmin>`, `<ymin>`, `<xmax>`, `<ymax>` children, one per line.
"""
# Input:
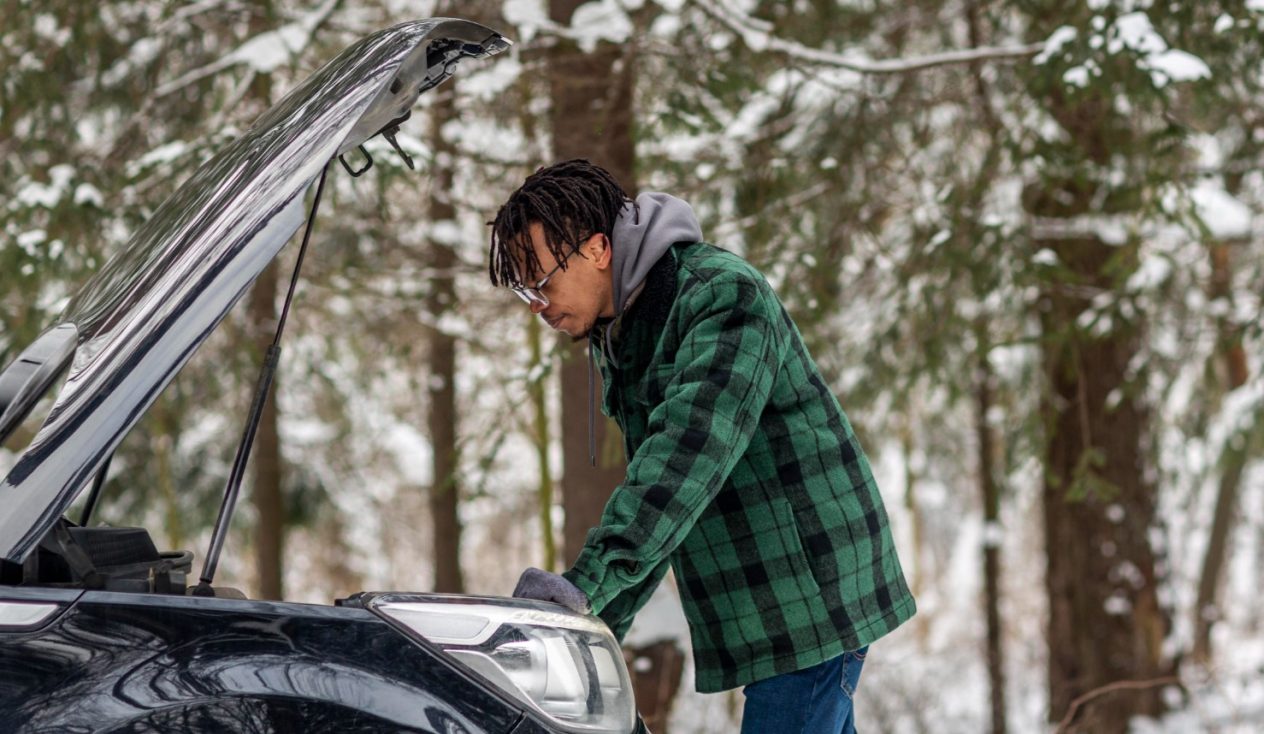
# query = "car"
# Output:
<box><xmin>0</xmin><ymin>18</ymin><xmax>646</xmax><ymax>734</ymax></box>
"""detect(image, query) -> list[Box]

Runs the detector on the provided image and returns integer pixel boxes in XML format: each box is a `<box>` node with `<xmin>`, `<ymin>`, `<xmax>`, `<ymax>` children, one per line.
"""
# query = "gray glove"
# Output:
<box><xmin>512</xmin><ymin>567</ymin><xmax>591</xmax><ymax>615</ymax></box>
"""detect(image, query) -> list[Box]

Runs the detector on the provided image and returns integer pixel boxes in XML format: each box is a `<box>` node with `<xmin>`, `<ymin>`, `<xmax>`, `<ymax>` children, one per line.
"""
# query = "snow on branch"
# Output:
<box><xmin>154</xmin><ymin>0</ymin><xmax>339</xmax><ymax>98</ymax></box>
<box><xmin>696</xmin><ymin>0</ymin><xmax>1044</xmax><ymax>74</ymax></box>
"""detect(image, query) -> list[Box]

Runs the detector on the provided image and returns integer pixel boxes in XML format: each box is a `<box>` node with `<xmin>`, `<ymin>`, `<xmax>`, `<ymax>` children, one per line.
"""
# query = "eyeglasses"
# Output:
<box><xmin>511</xmin><ymin>246</ymin><xmax>581</xmax><ymax>308</ymax></box>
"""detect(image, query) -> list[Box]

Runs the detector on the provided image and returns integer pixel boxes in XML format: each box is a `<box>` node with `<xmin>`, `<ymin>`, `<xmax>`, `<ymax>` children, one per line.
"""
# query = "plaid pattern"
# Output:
<box><xmin>564</xmin><ymin>242</ymin><xmax>915</xmax><ymax>693</ymax></box>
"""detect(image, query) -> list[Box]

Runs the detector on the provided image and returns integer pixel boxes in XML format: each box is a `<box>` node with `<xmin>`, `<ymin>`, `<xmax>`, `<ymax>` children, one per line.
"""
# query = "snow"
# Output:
<box><xmin>1057</xmin><ymin>10</ymin><xmax>1212</xmax><ymax>88</ymax></box>
<box><xmin>427</xmin><ymin>220</ymin><xmax>463</xmax><ymax>246</ymax></box>
<box><xmin>1111</xmin><ymin>12</ymin><xmax>1167</xmax><ymax>56</ymax></box>
<box><xmin>16</xmin><ymin>229</ymin><xmax>47</xmax><ymax>255</ymax></box>
<box><xmin>1034</xmin><ymin>25</ymin><xmax>1077</xmax><ymax>64</ymax></box>
<box><xmin>384</xmin><ymin>423</ymin><xmax>433</xmax><ymax>486</ymax></box>
<box><xmin>1104</xmin><ymin>594</ymin><xmax>1132</xmax><ymax>615</ymax></box>
<box><xmin>457</xmin><ymin>55</ymin><xmax>522</xmax><ymax>100</ymax></box>
<box><xmin>101</xmin><ymin>37</ymin><xmax>162</xmax><ymax>87</ymax></box>
<box><xmin>1191</xmin><ymin>180</ymin><xmax>1253</xmax><ymax>240</ymax></box>
<box><xmin>74</xmin><ymin>183</ymin><xmax>104</xmax><ymax>207</ymax></box>
<box><xmin>622</xmin><ymin>573</ymin><xmax>691</xmax><ymax>647</ymax></box>
<box><xmin>1032</xmin><ymin>248</ymin><xmax>1059</xmax><ymax>266</ymax></box>
<box><xmin>1191</xmin><ymin>133</ymin><xmax>1223</xmax><ymax>170</ymax></box>
<box><xmin>14</xmin><ymin>165</ymin><xmax>77</xmax><ymax>209</ymax></box>
<box><xmin>1143</xmin><ymin>49</ymin><xmax>1212</xmax><ymax>85</ymax></box>
<box><xmin>649</xmin><ymin>13</ymin><xmax>682</xmax><ymax>38</ymax></box>
<box><xmin>502</xmin><ymin>0</ymin><xmax>548</xmax><ymax>43</ymax></box>
<box><xmin>33</xmin><ymin>13</ymin><xmax>70</xmax><ymax>46</ymax></box>
<box><xmin>154</xmin><ymin>0</ymin><xmax>337</xmax><ymax>96</ymax></box>
<box><xmin>1097</xmin><ymin>217</ymin><xmax>1129</xmax><ymax>245</ymax></box>
<box><xmin>727</xmin><ymin>94</ymin><xmax>780</xmax><ymax>142</ymax></box>
<box><xmin>283</xmin><ymin>417</ymin><xmax>339</xmax><ymax>445</ymax></box>
<box><xmin>981</xmin><ymin>521</ymin><xmax>1004</xmax><ymax>549</ymax></box>
<box><xmin>133</xmin><ymin>141</ymin><xmax>189</xmax><ymax>171</ymax></box>
<box><xmin>1062</xmin><ymin>65</ymin><xmax>1091</xmax><ymax>87</ymax></box>
<box><xmin>570</xmin><ymin>0</ymin><xmax>633</xmax><ymax>52</ymax></box>
<box><xmin>240</xmin><ymin>0</ymin><xmax>338</xmax><ymax>74</ymax></box>
<box><xmin>1126</xmin><ymin>252</ymin><xmax>1172</xmax><ymax>291</ymax></box>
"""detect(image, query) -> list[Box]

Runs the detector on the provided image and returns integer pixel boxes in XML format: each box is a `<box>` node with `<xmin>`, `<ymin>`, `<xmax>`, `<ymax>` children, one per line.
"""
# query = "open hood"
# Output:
<box><xmin>0</xmin><ymin>19</ymin><xmax>509</xmax><ymax>563</ymax></box>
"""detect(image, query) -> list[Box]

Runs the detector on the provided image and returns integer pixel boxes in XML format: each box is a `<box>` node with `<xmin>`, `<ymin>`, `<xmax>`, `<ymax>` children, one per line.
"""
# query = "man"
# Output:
<box><xmin>488</xmin><ymin>159</ymin><xmax>915</xmax><ymax>733</ymax></box>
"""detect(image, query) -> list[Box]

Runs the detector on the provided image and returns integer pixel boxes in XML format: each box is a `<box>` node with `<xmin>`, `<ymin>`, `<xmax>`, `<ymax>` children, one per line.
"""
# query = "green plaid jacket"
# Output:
<box><xmin>563</xmin><ymin>242</ymin><xmax>915</xmax><ymax>693</ymax></box>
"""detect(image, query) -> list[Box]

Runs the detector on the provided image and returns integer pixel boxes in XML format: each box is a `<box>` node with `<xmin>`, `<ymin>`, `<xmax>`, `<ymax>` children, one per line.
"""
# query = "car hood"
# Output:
<box><xmin>0</xmin><ymin>19</ymin><xmax>509</xmax><ymax>563</ymax></box>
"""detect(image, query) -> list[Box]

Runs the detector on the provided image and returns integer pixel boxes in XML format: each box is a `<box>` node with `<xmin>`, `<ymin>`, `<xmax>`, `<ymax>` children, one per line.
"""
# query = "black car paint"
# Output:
<box><xmin>0</xmin><ymin>586</ymin><xmax>523</xmax><ymax>733</ymax></box>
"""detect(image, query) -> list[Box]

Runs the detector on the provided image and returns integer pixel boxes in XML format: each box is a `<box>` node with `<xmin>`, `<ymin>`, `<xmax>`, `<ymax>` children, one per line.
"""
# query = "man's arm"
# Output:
<box><xmin>595</xmin><ymin>556</ymin><xmax>672</xmax><ymax>641</ymax></box>
<box><xmin>563</xmin><ymin>273</ymin><xmax>786</xmax><ymax>615</ymax></box>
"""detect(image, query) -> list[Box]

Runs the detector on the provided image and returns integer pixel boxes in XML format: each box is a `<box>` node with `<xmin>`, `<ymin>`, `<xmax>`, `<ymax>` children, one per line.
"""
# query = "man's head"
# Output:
<box><xmin>489</xmin><ymin>160</ymin><xmax>633</xmax><ymax>338</ymax></box>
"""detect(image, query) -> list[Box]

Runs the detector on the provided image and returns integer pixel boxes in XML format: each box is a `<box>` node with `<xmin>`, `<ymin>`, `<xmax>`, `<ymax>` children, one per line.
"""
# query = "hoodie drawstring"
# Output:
<box><xmin>587</xmin><ymin>337</ymin><xmax>596</xmax><ymax>467</ymax></box>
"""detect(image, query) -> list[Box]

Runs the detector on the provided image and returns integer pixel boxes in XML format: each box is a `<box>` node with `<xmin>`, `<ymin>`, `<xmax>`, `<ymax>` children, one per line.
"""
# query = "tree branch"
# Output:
<box><xmin>695</xmin><ymin>0</ymin><xmax>1043</xmax><ymax>74</ymax></box>
<box><xmin>154</xmin><ymin>0</ymin><xmax>341</xmax><ymax>98</ymax></box>
<box><xmin>1055</xmin><ymin>676</ymin><xmax>1182</xmax><ymax>733</ymax></box>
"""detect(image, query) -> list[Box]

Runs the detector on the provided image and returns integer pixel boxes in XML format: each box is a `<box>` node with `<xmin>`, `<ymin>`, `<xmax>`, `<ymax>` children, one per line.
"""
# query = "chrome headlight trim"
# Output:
<box><xmin>368</xmin><ymin>596</ymin><xmax>636</xmax><ymax>734</ymax></box>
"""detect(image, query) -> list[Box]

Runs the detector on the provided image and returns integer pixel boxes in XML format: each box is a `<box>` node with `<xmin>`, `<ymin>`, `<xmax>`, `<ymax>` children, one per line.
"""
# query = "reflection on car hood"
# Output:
<box><xmin>0</xmin><ymin>19</ymin><xmax>509</xmax><ymax>563</ymax></box>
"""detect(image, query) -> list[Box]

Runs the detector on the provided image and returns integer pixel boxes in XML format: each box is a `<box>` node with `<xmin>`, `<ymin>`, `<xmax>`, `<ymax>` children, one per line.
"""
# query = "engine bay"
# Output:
<box><xmin>0</xmin><ymin>519</ymin><xmax>205</xmax><ymax>595</ymax></box>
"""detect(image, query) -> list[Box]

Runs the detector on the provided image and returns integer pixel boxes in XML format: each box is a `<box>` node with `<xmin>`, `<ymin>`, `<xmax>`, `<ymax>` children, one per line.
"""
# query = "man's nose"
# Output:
<box><xmin>530</xmin><ymin>300</ymin><xmax>546</xmax><ymax>314</ymax></box>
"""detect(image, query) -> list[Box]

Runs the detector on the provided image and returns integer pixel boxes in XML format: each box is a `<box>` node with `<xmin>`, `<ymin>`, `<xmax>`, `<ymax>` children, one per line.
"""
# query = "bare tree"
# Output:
<box><xmin>1191</xmin><ymin>237</ymin><xmax>1253</xmax><ymax>664</ymax></box>
<box><xmin>247</xmin><ymin>0</ymin><xmax>285</xmax><ymax>601</ymax></box>
<box><xmin>1030</xmin><ymin>215</ymin><xmax>1171</xmax><ymax>730</ymax></box>
<box><xmin>426</xmin><ymin>77</ymin><xmax>465</xmax><ymax>594</ymax></box>
<box><xmin>545</xmin><ymin>0</ymin><xmax>636</xmax><ymax>569</ymax></box>
<box><xmin>975</xmin><ymin>325</ymin><xmax>1007</xmax><ymax>734</ymax></box>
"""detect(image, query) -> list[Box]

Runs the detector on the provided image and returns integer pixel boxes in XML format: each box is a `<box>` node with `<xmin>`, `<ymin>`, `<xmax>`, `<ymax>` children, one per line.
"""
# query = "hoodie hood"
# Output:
<box><xmin>584</xmin><ymin>192</ymin><xmax>701</xmax><ymax>466</ymax></box>
<box><xmin>610</xmin><ymin>193</ymin><xmax>702</xmax><ymax>316</ymax></box>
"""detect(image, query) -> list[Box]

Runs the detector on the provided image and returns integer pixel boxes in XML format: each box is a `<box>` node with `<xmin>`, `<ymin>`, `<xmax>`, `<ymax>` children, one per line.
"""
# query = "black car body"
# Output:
<box><xmin>0</xmin><ymin>19</ymin><xmax>645</xmax><ymax>734</ymax></box>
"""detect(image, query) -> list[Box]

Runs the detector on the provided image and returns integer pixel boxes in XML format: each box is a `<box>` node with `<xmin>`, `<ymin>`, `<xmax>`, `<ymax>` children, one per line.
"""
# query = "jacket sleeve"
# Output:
<box><xmin>563</xmin><ymin>273</ymin><xmax>785</xmax><ymax>615</ymax></box>
<box><xmin>595</xmin><ymin>556</ymin><xmax>672</xmax><ymax>642</ymax></box>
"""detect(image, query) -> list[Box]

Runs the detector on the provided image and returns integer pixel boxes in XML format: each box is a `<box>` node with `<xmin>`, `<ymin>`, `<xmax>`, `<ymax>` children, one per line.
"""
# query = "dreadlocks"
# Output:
<box><xmin>488</xmin><ymin>159</ymin><xmax>635</xmax><ymax>287</ymax></box>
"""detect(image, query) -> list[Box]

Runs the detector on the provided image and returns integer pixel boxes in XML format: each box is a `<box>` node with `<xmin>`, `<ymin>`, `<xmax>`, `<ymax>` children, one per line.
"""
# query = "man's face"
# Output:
<box><xmin>515</xmin><ymin>222</ymin><xmax>614</xmax><ymax>338</ymax></box>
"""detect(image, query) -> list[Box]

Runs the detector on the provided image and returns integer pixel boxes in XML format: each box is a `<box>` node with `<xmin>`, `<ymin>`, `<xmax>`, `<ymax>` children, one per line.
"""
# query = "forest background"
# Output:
<box><xmin>2</xmin><ymin>0</ymin><xmax>1263</xmax><ymax>731</ymax></box>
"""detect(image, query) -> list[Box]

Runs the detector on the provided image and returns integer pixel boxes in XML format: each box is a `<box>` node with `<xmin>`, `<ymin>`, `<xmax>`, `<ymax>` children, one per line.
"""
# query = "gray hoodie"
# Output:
<box><xmin>585</xmin><ymin>192</ymin><xmax>703</xmax><ymax>465</ymax></box>
<box><xmin>610</xmin><ymin>193</ymin><xmax>704</xmax><ymax>316</ymax></box>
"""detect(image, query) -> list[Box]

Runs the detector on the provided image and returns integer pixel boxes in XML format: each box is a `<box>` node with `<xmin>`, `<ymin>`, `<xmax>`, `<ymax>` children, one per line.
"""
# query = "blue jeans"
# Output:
<box><xmin>740</xmin><ymin>646</ymin><xmax>868</xmax><ymax>734</ymax></box>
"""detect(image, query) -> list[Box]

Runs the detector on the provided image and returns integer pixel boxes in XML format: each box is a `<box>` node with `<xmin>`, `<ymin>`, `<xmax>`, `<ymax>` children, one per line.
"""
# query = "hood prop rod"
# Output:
<box><xmin>193</xmin><ymin>160</ymin><xmax>331</xmax><ymax>597</ymax></box>
<box><xmin>77</xmin><ymin>452</ymin><xmax>113</xmax><ymax>526</ymax></box>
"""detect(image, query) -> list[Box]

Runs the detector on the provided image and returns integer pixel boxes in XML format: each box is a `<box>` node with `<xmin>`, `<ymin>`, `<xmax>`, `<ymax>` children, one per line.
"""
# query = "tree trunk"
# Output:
<box><xmin>546</xmin><ymin>4</ymin><xmax>683</xmax><ymax>728</ymax></box>
<box><xmin>527</xmin><ymin>314</ymin><xmax>557</xmax><ymax>572</ymax></box>
<box><xmin>974</xmin><ymin>332</ymin><xmax>1007</xmax><ymax>734</ymax></box>
<box><xmin>426</xmin><ymin>77</ymin><xmax>464</xmax><ymax>594</ymax></box>
<box><xmin>624</xmin><ymin>640</ymin><xmax>686</xmax><ymax>733</ymax></box>
<box><xmin>244</xmin><ymin>0</ymin><xmax>284</xmax><ymax>603</ymax></box>
<box><xmin>1191</xmin><ymin>241</ymin><xmax>1251</xmax><ymax>664</ymax></box>
<box><xmin>1030</xmin><ymin>221</ymin><xmax>1170</xmax><ymax>731</ymax></box>
<box><xmin>249</xmin><ymin>261</ymin><xmax>285</xmax><ymax>600</ymax></box>
<box><xmin>899</xmin><ymin>418</ymin><xmax>929</xmax><ymax>649</ymax></box>
<box><xmin>546</xmin><ymin>0</ymin><xmax>636</xmax><ymax>568</ymax></box>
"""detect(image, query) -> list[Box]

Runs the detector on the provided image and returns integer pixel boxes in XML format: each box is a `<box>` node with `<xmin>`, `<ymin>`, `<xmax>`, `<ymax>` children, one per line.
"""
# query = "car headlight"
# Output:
<box><xmin>368</xmin><ymin>595</ymin><xmax>636</xmax><ymax>734</ymax></box>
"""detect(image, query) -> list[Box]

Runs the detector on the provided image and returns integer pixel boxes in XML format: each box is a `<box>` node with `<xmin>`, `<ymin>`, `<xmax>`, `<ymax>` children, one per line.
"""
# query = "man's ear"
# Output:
<box><xmin>586</xmin><ymin>232</ymin><xmax>613</xmax><ymax>269</ymax></box>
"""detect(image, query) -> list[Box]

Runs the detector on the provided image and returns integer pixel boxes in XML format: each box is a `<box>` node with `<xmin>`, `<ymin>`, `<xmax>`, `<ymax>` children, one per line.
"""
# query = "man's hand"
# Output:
<box><xmin>512</xmin><ymin>567</ymin><xmax>592</xmax><ymax>615</ymax></box>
